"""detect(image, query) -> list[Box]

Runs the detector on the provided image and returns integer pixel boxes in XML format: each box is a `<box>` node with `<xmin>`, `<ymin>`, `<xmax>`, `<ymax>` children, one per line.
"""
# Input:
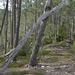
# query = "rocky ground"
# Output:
<box><xmin>4</xmin><ymin>46</ymin><xmax>75</xmax><ymax>75</ymax></box>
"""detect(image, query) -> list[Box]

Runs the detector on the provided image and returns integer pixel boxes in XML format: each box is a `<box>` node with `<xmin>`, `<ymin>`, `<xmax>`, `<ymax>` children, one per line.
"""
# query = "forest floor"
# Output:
<box><xmin>3</xmin><ymin>45</ymin><xmax>75</xmax><ymax>75</ymax></box>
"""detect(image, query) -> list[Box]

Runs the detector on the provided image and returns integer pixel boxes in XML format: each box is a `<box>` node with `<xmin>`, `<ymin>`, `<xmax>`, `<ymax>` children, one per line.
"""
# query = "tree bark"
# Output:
<box><xmin>13</xmin><ymin>0</ymin><xmax>16</xmax><ymax>37</ymax></box>
<box><xmin>34</xmin><ymin>0</ymin><xmax>37</xmax><ymax>40</ymax></box>
<box><xmin>0</xmin><ymin>0</ymin><xmax>8</xmax><ymax>35</ymax></box>
<box><xmin>10</xmin><ymin>0</ymin><xmax>14</xmax><ymax>48</ymax></box>
<box><xmin>14</xmin><ymin>0</ymin><xmax>21</xmax><ymax>47</ymax></box>
<box><xmin>29</xmin><ymin>0</ymin><xmax>53</xmax><ymax>66</ymax></box>
<box><xmin>13</xmin><ymin>0</ymin><xmax>21</xmax><ymax>61</ymax></box>
<box><xmin>24</xmin><ymin>11</ymin><xmax>27</xmax><ymax>34</ymax></box>
<box><xmin>4</xmin><ymin>0</ymin><xmax>8</xmax><ymax>54</ymax></box>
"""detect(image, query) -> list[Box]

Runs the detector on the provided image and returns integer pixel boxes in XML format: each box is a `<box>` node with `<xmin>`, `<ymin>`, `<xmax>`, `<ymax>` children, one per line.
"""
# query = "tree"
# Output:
<box><xmin>4</xmin><ymin>0</ymin><xmax>8</xmax><ymax>54</ymax></box>
<box><xmin>13</xmin><ymin>0</ymin><xmax>21</xmax><ymax>61</ymax></box>
<box><xmin>29</xmin><ymin>0</ymin><xmax>53</xmax><ymax>66</ymax></box>
<box><xmin>0</xmin><ymin>0</ymin><xmax>9</xmax><ymax>35</ymax></box>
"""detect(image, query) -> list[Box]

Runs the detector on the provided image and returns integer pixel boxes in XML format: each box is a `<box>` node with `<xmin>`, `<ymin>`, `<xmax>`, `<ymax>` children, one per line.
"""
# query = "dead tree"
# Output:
<box><xmin>0</xmin><ymin>0</ymin><xmax>68</xmax><ymax>74</ymax></box>
<box><xmin>29</xmin><ymin>0</ymin><xmax>53</xmax><ymax>66</ymax></box>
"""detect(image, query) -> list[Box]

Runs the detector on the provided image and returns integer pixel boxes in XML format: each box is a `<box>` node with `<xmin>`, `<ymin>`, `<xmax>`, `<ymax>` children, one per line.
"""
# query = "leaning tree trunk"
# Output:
<box><xmin>29</xmin><ymin>0</ymin><xmax>53</xmax><ymax>66</ymax></box>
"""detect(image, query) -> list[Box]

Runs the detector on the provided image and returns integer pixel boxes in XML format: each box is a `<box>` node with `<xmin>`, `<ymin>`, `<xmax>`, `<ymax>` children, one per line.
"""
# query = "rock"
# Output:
<box><xmin>44</xmin><ymin>56</ymin><xmax>50</xmax><ymax>60</ymax></box>
<box><xmin>46</xmin><ymin>66</ymin><xmax>50</xmax><ymax>68</ymax></box>
<box><xmin>60</xmin><ymin>65</ymin><xmax>69</xmax><ymax>68</ymax></box>
<box><xmin>46</xmin><ymin>70</ymin><xmax>54</xmax><ymax>73</ymax></box>
<box><xmin>65</xmin><ymin>72</ymin><xmax>68</xmax><ymax>74</ymax></box>
<box><xmin>74</xmin><ymin>72</ymin><xmax>75</xmax><ymax>74</ymax></box>
<box><xmin>33</xmin><ymin>66</ymin><xmax>37</xmax><ymax>69</ymax></box>
<box><xmin>55</xmin><ymin>67</ymin><xmax>62</xmax><ymax>71</ymax></box>
<box><xmin>36</xmin><ymin>57</ymin><xmax>39</xmax><ymax>60</ymax></box>
<box><xmin>41</xmin><ymin>66</ymin><xmax>45</xmax><ymax>68</ymax></box>
<box><xmin>68</xmin><ymin>69</ymin><xmax>75</xmax><ymax>73</ymax></box>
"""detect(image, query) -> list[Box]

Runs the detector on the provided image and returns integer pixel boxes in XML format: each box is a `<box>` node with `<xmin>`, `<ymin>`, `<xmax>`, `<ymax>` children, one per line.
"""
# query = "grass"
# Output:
<box><xmin>35</xmin><ymin>72</ymin><xmax>43</xmax><ymax>75</ymax></box>
<box><xmin>9</xmin><ymin>54</ymin><xmax>31</xmax><ymax>68</ymax></box>
<box><xmin>4</xmin><ymin>70</ymin><xmax>27</xmax><ymax>75</ymax></box>
<box><xmin>40</xmin><ymin>57</ymin><xmax>58</xmax><ymax>63</ymax></box>
<box><xmin>50</xmin><ymin>57</ymin><xmax>58</xmax><ymax>63</ymax></box>
<box><xmin>63</xmin><ymin>54</ymin><xmax>73</xmax><ymax>58</ymax></box>
<box><xmin>8</xmin><ymin>62</ymin><xmax>25</xmax><ymax>68</ymax></box>
<box><xmin>0</xmin><ymin>57</ymin><xmax>7</xmax><ymax>66</ymax></box>
<box><xmin>38</xmin><ymin>49</ymin><xmax>56</xmax><ymax>56</ymax></box>
<box><xmin>38</xmin><ymin>49</ymin><xmax>60</xmax><ymax>57</ymax></box>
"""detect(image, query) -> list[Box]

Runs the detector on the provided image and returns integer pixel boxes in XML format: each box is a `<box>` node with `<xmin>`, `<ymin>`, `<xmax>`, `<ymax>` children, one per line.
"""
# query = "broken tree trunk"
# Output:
<box><xmin>0</xmin><ymin>0</ymin><xmax>68</xmax><ymax>74</ymax></box>
<box><xmin>29</xmin><ymin>0</ymin><xmax>53</xmax><ymax>66</ymax></box>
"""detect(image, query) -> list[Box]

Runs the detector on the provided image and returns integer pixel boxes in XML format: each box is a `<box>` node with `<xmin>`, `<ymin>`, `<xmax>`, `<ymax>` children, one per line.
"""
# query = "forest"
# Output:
<box><xmin>0</xmin><ymin>0</ymin><xmax>75</xmax><ymax>75</ymax></box>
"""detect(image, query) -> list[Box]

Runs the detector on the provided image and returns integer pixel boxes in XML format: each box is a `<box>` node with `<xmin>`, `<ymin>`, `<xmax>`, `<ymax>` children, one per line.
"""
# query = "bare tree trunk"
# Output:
<box><xmin>54</xmin><ymin>14</ymin><xmax>57</xmax><ymax>43</ymax></box>
<box><xmin>4</xmin><ymin>0</ymin><xmax>8</xmax><ymax>54</ymax></box>
<box><xmin>24</xmin><ymin>11</ymin><xmax>27</xmax><ymax>34</ymax></box>
<box><xmin>73</xmin><ymin>16</ymin><xmax>75</xmax><ymax>32</ymax></box>
<box><xmin>1</xmin><ymin>34</ymin><xmax>3</xmax><ymax>51</ymax></box>
<box><xmin>29</xmin><ymin>0</ymin><xmax>53</xmax><ymax>66</ymax></box>
<box><xmin>14</xmin><ymin>0</ymin><xmax>21</xmax><ymax>47</ymax></box>
<box><xmin>10</xmin><ymin>0</ymin><xmax>14</xmax><ymax>48</ymax></box>
<box><xmin>34</xmin><ymin>0</ymin><xmax>37</xmax><ymax>40</ymax></box>
<box><xmin>13</xmin><ymin>0</ymin><xmax>21</xmax><ymax>61</ymax></box>
<box><xmin>0</xmin><ymin>0</ymin><xmax>8</xmax><ymax>35</ymax></box>
<box><xmin>57</xmin><ymin>11</ymin><xmax>61</xmax><ymax>39</ymax></box>
<box><xmin>13</xmin><ymin>0</ymin><xmax>16</xmax><ymax>37</ymax></box>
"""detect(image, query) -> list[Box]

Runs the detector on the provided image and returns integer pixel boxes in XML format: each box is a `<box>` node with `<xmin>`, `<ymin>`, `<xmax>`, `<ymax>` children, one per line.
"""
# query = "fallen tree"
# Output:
<box><xmin>0</xmin><ymin>0</ymin><xmax>68</xmax><ymax>74</ymax></box>
<box><xmin>0</xmin><ymin>48</ymin><xmax>15</xmax><ymax>59</ymax></box>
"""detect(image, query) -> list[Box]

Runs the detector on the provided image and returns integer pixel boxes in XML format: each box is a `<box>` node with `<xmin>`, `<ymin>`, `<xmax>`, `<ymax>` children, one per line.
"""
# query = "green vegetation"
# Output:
<box><xmin>50</xmin><ymin>57</ymin><xmax>58</xmax><ymax>63</ymax></box>
<box><xmin>63</xmin><ymin>54</ymin><xmax>73</xmax><ymax>58</ymax></box>
<box><xmin>8</xmin><ymin>62</ymin><xmax>25</xmax><ymax>68</ymax></box>
<box><xmin>70</xmin><ymin>41</ymin><xmax>75</xmax><ymax>53</ymax></box>
<box><xmin>4</xmin><ymin>70</ymin><xmax>27</xmax><ymax>75</ymax></box>
<box><xmin>38</xmin><ymin>49</ymin><xmax>60</xmax><ymax>57</ymax></box>
<box><xmin>0</xmin><ymin>57</ymin><xmax>7</xmax><ymax>66</ymax></box>
<box><xmin>35</xmin><ymin>72</ymin><xmax>43</xmax><ymax>75</ymax></box>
